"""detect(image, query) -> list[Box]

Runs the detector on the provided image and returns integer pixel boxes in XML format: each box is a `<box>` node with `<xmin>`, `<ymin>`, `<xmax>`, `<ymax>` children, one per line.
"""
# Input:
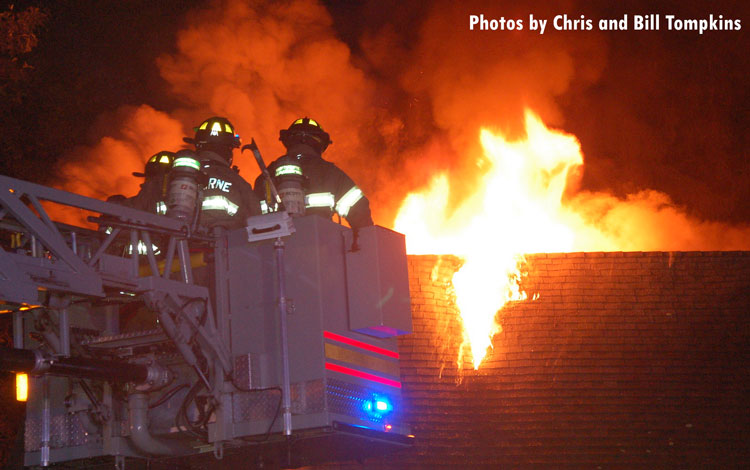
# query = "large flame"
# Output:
<box><xmin>395</xmin><ymin>110</ymin><xmax>583</xmax><ymax>368</ymax></box>
<box><xmin>394</xmin><ymin>109</ymin><xmax>750</xmax><ymax>369</ymax></box>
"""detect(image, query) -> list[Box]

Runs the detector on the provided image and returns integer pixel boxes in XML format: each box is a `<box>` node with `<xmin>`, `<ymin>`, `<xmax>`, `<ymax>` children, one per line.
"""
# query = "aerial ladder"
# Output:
<box><xmin>0</xmin><ymin>173</ymin><xmax>413</xmax><ymax>469</ymax></box>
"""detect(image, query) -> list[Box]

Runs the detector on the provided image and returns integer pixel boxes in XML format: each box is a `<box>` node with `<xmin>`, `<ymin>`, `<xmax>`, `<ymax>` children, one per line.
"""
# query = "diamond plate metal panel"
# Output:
<box><xmin>232</xmin><ymin>388</ymin><xmax>282</xmax><ymax>423</ymax></box>
<box><xmin>232</xmin><ymin>379</ymin><xmax>326</xmax><ymax>424</ymax></box>
<box><xmin>290</xmin><ymin>379</ymin><xmax>325</xmax><ymax>415</ymax></box>
<box><xmin>66</xmin><ymin>413</ymin><xmax>90</xmax><ymax>447</ymax></box>
<box><xmin>24</xmin><ymin>415</ymin><xmax>40</xmax><ymax>452</ymax></box>
<box><xmin>25</xmin><ymin>413</ymin><xmax>92</xmax><ymax>452</ymax></box>
<box><xmin>233</xmin><ymin>354</ymin><xmax>253</xmax><ymax>391</ymax></box>
<box><xmin>50</xmin><ymin>415</ymin><xmax>66</xmax><ymax>448</ymax></box>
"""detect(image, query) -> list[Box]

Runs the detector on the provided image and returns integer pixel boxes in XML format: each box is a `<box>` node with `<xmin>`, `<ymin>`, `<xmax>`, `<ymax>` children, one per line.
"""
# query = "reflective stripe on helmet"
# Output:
<box><xmin>292</xmin><ymin>117</ymin><xmax>320</xmax><ymax>128</ymax></box>
<box><xmin>305</xmin><ymin>192</ymin><xmax>335</xmax><ymax>209</ymax></box>
<box><xmin>275</xmin><ymin>164</ymin><xmax>303</xmax><ymax>177</ymax></box>
<box><xmin>202</xmin><ymin>195</ymin><xmax>239</xmax><ymax>216</ymax></box>
<box><xmin>335</xmin><ymin>186</ymin><xmax>363</xmax><ymax>218</ymax></box>
<box><xmin>210</xmin><ymin>122</ymin><xmax>222</xmax><ymax>136</ymax></box>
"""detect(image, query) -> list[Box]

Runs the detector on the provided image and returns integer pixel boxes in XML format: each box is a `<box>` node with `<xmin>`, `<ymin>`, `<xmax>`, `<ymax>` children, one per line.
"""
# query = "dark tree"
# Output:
<box><xmin>0</xmin><ymin>5</ymin><xmax>48</xmax><ymax>182</ymax></box>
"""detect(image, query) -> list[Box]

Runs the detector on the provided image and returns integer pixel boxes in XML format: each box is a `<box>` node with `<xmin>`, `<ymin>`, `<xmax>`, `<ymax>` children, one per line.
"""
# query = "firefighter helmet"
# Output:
<box><xmin>279</xmin><ymin>117</ymin><xmax>331</xmax><ymax>154</ymax></box>
<box><xmin>184</xmin><ymin>116</ymin><xmax>241</xmax><ymax>150</ymax></box>
<box><xmin>132</xmin><ymin>151</ymin><xmax>176</xmax><ymax>178</ymax></box>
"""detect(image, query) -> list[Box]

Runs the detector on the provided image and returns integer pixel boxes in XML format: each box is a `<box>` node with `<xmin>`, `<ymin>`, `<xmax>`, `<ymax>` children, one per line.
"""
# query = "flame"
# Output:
<box><xmin>395</xmin><ymin>109</ymin><xmax>750</xmax><ymax>369</ymax></box>
<box><xmin>395</xmin><ymin>110</ymin><xmax>583</xmax><ymax>368</ymax></box>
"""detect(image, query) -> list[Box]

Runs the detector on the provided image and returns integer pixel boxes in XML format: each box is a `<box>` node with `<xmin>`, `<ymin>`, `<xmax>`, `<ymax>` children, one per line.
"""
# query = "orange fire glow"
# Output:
<box><xmin>394</xmin><ymin>109</ymin><xmax>750</xmax><ymax>369</ymax></box>
<box><xmin>395</xmin><ymin>110</ymin><xmax>584</xmax><ymax>368</ymax></box>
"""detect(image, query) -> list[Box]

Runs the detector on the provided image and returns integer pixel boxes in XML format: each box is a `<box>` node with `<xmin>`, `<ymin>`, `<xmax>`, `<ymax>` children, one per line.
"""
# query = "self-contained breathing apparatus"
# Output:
<box><xmin>166</xmin><ymin>150</ymin><xmax>205</xmax><ymax>226</ymax></box>
<box><xmin>273</xmin><ymin>156</ymin><xmax>305</xmax><ymax>216</ymax></box>
<box><xmin>242</xmin><ymin>140</ymin><xmax>306</xmax><ymax>217</ymax></box>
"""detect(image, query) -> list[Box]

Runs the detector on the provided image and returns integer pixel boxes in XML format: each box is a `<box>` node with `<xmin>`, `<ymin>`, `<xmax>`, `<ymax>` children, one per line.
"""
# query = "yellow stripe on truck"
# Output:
<box><xmin>324</xmin><ymin>343</ymin><xmax>400</xmax><ymax>378</ymax></box>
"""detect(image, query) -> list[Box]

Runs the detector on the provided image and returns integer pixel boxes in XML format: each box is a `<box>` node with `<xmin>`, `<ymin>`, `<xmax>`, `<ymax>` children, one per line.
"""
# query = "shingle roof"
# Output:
<box><xmin>330</xmin><ymin>252</ymin><xmax>750</xmax><ymax>469</ymax></box>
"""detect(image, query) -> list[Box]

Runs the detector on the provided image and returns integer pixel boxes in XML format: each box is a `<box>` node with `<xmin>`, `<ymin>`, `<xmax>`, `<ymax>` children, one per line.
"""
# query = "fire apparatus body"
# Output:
<box><xmin>0</xmin><ymin>173</ymin><xmax>413</xmax><ymax>469</ymax></box>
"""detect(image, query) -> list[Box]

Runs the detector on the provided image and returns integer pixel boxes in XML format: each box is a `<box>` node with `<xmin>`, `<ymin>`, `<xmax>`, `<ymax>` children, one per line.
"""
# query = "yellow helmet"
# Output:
<box><xmin>185</xmin><ymin>116</ymin><xmax>241</xmax><ymax>149</ymax></box>
<box><xmin>132</xmin><ymin>151</ymin><xmax>176</xmax><ymax>178</ymax></box>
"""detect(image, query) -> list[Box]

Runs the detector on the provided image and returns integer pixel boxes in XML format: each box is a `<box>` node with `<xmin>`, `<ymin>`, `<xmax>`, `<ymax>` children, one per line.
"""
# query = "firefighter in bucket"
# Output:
<box><xmin>181</xmin><ymin>116</ymin><xmax>262</xmax><ymax>231</ymax></box>
<box><xmin>106</xmin><ymin>150</ymin><xmax>175</xmax><ymax>214</ymax></box>
<box><xmin>254</xmin><ymin>117</ymin><xmax>373</xmax><ymax>229</ymax></box>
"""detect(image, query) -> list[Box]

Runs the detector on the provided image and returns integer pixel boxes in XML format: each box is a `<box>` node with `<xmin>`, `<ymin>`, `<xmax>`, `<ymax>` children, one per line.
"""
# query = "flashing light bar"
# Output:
<box><xmin>364</xmin><ymin>396</ymin><xmax>393</xmax><ymax>415</ymax></box>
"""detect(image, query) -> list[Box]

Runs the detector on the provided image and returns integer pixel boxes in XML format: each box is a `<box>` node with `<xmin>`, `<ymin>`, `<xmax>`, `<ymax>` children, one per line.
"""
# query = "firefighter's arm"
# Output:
<box><xmin>344</xmin><ymin>194</ymin><xmax>374</xmax><ymax>229</ymax></box>
<box><xmin>333</xmin><ymin>170</ymin><xmax>373</xmax><ymax>229</ymax></box>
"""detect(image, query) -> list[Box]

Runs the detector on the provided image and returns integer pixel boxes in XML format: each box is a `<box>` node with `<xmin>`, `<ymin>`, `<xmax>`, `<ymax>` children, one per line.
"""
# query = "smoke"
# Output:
<box><xmin>56</xmin><ymin>0</ymin><xmax>748</xmax><ymax>250</ymax></box>
<box><xmin>61</xmin><ymin>105</ymin><xmax>184</xmax><ymax>201</ymax></box>
<box><xmin>60</xmin><ymin>0</ymin><xmax>379</xmax><ymax>211</ymax></box>
<box><xmin>157</xmin><ymin>0</ymin><xmax>377</xmax><ymax>170</ymax></box>
<box><xmin>564</xmin><ymin>190</ymin><xmax>750</xmax><ymax>251</ymax></box>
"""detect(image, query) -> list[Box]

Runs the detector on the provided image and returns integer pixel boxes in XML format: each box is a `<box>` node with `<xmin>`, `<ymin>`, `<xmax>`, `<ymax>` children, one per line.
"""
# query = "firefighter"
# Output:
<box><xmin>102</xmin><ymin>151</ymin><xmax>174</xmax><ymax>255</ymax></box>
<box><xmin>254</xmin><ymin>117</ymin><xmax>374</xmax><ymax>229</ymax></box>
<box><xmin>106</xmin><ymin>150</ymin><xmax>175</xmax><ymax>214</ymax></box>
<box><xmin>183</xmin><ymin>116</ymin><xmax>262</xmax><ymax>230</ymax></box>
<box><xmin>104</xmin><ymin>152</ymin><xmax>176</xmax><ymax>332</ymax></box>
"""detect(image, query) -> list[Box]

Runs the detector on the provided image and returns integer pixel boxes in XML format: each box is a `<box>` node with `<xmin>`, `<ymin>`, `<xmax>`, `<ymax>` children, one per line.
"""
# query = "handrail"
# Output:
<box><xmin>0</xmin><ymin>174</ymin><xmax>212</xmax><ymax>303</ymax></box>
<box><xmin>0</xmin><ymin>175</ymin><xmax>185</xmax><ymax>232</ymax></box>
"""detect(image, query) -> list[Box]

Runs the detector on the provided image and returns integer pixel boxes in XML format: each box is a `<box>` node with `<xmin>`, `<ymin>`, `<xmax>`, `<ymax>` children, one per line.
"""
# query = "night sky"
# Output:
<box><xmin>2</xmin><ymin>0</ymin><xmax>748</xmax><ymax>233</ymax></box>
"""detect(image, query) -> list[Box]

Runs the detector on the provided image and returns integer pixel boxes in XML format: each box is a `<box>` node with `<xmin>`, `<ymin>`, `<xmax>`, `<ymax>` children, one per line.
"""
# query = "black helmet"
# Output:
<box><xmin>279</xmin><ymin>117</ymin><xmax>331</xmax><ymax>154</ymax></box>
<box><xmin>133</xmin><ymin>150</ymin><xmax>176</xmax><ymax>178</ymax></box>
<box><xmin>184</xmin><ymin>116</ymin><xmax>241</xmax><ymax>150</ymax></box>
